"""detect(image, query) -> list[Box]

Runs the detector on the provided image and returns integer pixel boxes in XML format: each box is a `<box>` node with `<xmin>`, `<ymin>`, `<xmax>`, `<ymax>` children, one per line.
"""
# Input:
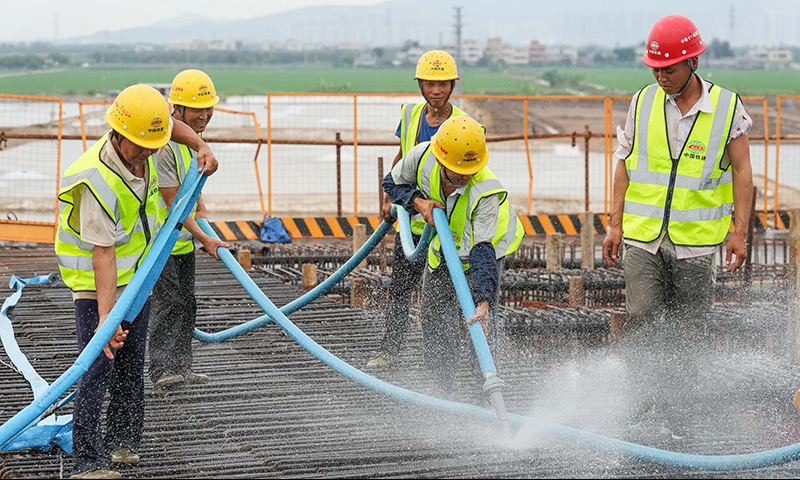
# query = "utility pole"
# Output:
<box><xmin>453</xmin><ymin>7</ymin><xmax>463</xmax><ymax>67</ymax></box>
<box><xmin>728</xmin><ymin>3</ymin><xmax>735</xmax><ymax>45</ymax></box>
<box><xmin>453</xmin><ymin>6</ymin><xmax>464</xmax><ymax>98</ymax></box>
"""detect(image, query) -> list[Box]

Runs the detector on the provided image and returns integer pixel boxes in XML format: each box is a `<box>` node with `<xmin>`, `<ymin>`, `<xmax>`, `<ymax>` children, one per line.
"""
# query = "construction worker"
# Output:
<box><xmin>55</xmin><ymin>84</ymin><xmax>218</xmax><ymax>479</ymax></box>
<box><xmin>602</xmin><ymin>15</ymin><xmax>753</xmax><ymax>425</ymax></box>
<box><xmin>148</xmin><ymin>69</ymin><xmax>229</xmax><ymax>390</ymax></box>
<box><xmin>381</xmin><ymin>116</ymin><xmax>524</xmax><ymax>394</ymax></box>
<box><xmin>368</xmin><ymin>50</ymin><xmax>473</xmax><ymax>369</ymax></box>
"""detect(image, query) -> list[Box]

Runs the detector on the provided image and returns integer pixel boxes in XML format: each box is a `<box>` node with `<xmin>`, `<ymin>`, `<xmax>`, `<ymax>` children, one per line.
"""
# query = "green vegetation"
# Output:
<box><xmin>1</xmin><ymin>66</ymin><xmax>799</xmax><ymax>97</ymax></box>
<box><xmin>0</xmin><ymin>67</ymin><xmax>543</xmax><ymax>96</ymax></box>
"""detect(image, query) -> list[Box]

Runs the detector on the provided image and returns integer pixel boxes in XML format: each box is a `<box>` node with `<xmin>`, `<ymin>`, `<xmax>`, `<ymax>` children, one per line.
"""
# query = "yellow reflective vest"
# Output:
<box><xmin>399</xmin><ymin>102</ymin><xmax>468</xmax><ymax>235</ymax></box>
<box><xmin>624</xmin><ymin>83</ymin><xmax>738</xmax><ymax>246</ymax></box>
<box><xmin>414</xmin><ymin>146</ymin><xmax>524</xmax><ymax>270</ymax></box>
<box><xmin>55</xmin><ymin>135</ymin><xmax>160</xmax><ymax>292</ymax></box>
<box><xmin>155</xmin><ymin>140</ymin><xmax>198</xmax><ymax>255</ymax></box>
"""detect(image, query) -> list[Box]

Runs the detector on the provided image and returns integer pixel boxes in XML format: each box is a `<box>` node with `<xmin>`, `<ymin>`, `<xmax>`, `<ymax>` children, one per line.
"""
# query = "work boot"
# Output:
<box><xmin>69</xmin><ymin>469</ymin><xmax>121</xmax><ymax>479</ymax></box>
<box><xmin>153</xmin><ymin>372</ymin><xmax>184</xmax><ymax>389</ymax></box>
<box><xmin>109</xmin><ymin>446</ymin><xmax>139</xmax><ymax>464</ymax></box>
<box><xmin>365</xmin><ymin>352</ymin><xmax>397</xmax><ymax>369</ymax></box>
<box><xmin>182</xmin><ymin>370</ymin><xmax>209</xmax><ymax>385</ymax></box>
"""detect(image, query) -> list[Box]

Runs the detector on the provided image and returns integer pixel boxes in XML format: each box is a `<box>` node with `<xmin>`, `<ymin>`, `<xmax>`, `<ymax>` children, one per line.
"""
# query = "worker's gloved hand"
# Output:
<box><xmin>467</xmin><ymin>301</ymin><xmax>490</xmax><ymax>339</ymax></box>
<box><xmin>380</xmin><ymin>194</ymin><xmax>394</xmax><ymax>224</ymax></box>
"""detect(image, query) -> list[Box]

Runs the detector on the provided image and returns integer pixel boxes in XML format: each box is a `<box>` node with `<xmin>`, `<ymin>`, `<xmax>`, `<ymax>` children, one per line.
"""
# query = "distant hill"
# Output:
<box><xmin>68</xmin><ymin>0</ymin><xmax>800</xmax><ymax>48</ymax></box>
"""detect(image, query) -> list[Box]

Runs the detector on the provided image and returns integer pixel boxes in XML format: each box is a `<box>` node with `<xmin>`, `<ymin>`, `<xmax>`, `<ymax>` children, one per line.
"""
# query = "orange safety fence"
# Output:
<box><xmin>1</xmin><ymin>91</ymin><xmax>797</xmax><ymax>244</ymax></box>
<box><xmin>0</xmin><ymin>93</ymin><xmax>63</xmax><ymax>243</ymax></box>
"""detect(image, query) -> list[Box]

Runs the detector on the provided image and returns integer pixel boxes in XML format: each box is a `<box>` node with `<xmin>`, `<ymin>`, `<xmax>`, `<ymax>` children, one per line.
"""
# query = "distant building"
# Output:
<box><xmin>486</xmin><ymin>37</ymin><xmax>503</xmax><ymax>61</ymax></box>
<box><xmin>462</xmin><ymin>40</ymin><xmax>484</xmax><ymax>65</ymax></box>
<box><xmin>165</xmin><ymin>42</ymin><xmax>190</xmax><ymax>52</ymax></box>
<box><xmin>207</xmin><ymin>39</ymin><xmax>237</xmax><ymax>51</ymax></box>
<box><xmin>337</xmin><ymin>42</ymin><xmax>363</xmax><ymax>50</ymax></box>
<box><xmin>749</xmin><ymin>48</ymin><xmax>793</xmax><ymax>69</ymax></box>
<box><xmin>260</xmin><ymin>40</ymin><xmax>282</xmax><ymax>51</ymax></box>
<box><xmin>529</xmin><ymin>41</ymin><xmax>546</xmax><ymax>64</ymax></box>
<box><xmin>353</xmin><ymin>52</ymin><xmax>378</xmax><ymax>68</ymax></box>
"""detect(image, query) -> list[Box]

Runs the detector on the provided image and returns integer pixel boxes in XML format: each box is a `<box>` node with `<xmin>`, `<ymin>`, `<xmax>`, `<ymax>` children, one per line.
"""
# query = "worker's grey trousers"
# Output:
<box><xmin>149</xmin><ymin>252</ymin><xmax>196</xmax><ymax>383</ymax></box>
<box><xmin>621</xmin><ymin>234</ymin><xmax>716</xmax><ymax>413</ymax></box>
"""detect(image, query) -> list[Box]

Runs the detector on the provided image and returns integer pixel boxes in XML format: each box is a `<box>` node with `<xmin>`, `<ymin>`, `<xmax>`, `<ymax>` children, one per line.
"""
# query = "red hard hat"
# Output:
<box><xmin>643</xmin><ymin>15</ymin><xmax>706</xmax><ymax>68</ymax></box>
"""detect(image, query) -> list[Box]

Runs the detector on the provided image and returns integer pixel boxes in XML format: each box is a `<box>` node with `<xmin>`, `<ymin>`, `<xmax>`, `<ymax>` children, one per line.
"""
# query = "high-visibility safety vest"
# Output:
<box><xmin>399</xmin><ymin>102</ymin><xmax>468</xmax><ymax>235</ymax></box>
<box><xmin>155</xmin><ymin>140</ymin><xmax>199</xmax><ymax>255</ymax></box>
<box><xmin>624</xmin><ymin>83</ymin><xmax>738</xmax><ymax>246</ymax></box>
<box><xmin>55</xmin><ymin>135</ymin><xmax>160</xmax><ymax>292</ymax></box>
<box><xmin>414</xmin><ymin>146</ymin><xmax>525</xmax><ymax>270</ymax></box>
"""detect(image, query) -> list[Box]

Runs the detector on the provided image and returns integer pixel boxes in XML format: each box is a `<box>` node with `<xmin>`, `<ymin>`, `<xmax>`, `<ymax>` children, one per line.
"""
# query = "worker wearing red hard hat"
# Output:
<box><xmin>602</xmin><ymin>15</ymin><xmax>754</xmax><ymax>429</ymax></box>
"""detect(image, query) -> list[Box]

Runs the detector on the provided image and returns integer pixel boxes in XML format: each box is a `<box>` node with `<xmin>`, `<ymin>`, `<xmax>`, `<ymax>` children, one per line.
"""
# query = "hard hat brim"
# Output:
<box><xmin>168</xmin><ymin>96</ymin><xmax>220</xmax><ymax>109</ymax></box>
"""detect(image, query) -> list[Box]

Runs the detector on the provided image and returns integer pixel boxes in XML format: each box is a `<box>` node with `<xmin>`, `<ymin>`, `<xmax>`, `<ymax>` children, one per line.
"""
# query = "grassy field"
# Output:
<box><xmin>1</xmin><ymin>66</ymin><xmax>800</xmax><ymax>97</ymax></box>
<box><xmin>561</xmin><ymin>67</ymin><xmax>800</xmax><ymax>96</ymax></box>
<box><xmin>0</xmin><ymin>67</ymin><xmax>538</xmax><ymax>96</ymax></box>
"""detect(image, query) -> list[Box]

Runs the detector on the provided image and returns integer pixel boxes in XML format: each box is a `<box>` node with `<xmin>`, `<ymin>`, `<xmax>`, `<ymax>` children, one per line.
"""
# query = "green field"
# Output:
<box><xmin>0</xmin><ymin>68</ymin><xmax>538</xmax><ymax>96</ymax></box>
<box><xmin>562</xmin><ymin>67</ymin><xmax>800</xmax><ymax>97</ymax></box>
<box><xmin>2</xmin><ymin>66</ymin><xmax>800</xmax><ymax>97</ymax></box>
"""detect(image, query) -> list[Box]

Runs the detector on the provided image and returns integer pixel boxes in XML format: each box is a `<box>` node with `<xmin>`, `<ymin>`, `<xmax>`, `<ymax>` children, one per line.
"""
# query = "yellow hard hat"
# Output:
<box><xmin>414</xmin><ymin>50</ymin><xmax>460</xmax><ymax>81</ymax></box>
<box><xmin>431</xmin><ymin>116</ymin><xmax>487</xmax><ymax>175</ymax></box>
<box><xmin>106</xmin><ymin>84</ymin><xmax>172</xmax><ymax>150</ymax></box>
<box><xmin>168</xmin><ymin>69</ymin><xmax>220</xmax><ymax>109</ymax></box>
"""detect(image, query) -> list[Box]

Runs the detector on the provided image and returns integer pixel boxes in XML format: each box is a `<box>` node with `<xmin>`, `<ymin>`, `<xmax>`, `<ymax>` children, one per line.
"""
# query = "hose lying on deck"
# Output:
<box><xmin>196</xmin><ymin>210</ymin><xmax>800</xmax><ymax>471</ymax></box>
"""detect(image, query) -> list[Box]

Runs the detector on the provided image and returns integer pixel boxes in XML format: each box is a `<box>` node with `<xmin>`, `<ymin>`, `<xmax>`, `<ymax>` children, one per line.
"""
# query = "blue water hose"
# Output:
<box><xmin>1</xmin><ymin>274</ymin><xmax>60</xmax><ymax>400</ymax></box>
<box><xmin>430</xmin><ymin>207</ymin><xmax>498</xmax><ymax>375</ymax></box>
<box><xmin>0</xmin><ymin>163</ymin><xmax>206</xmax><ymax>449</ymax></box>
<box><xmin>393</xmin><ymin>206</ymin><xmax>433</xmax><ymax>261</ymax></box>
<box><xmin>196</xmin><ymin>208</ymin><xmax>800</xmax><ymax>470</ymax></box>
<box><xmin>193</xmin><ymin>207</ymin><xmax>431</xmax><ymax>343</ymax></box>
<box><xmin>193</xmin><ymin>217</ymin><xmax>391</xmax><ymax>342</ymax></box>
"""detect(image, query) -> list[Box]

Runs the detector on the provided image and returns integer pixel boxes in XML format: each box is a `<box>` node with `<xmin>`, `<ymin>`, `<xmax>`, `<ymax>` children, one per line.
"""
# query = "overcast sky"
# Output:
<box><xmin>1</xmin><ymin>0</ymin><xmax>386</xmax><ymax>43</ymax></box>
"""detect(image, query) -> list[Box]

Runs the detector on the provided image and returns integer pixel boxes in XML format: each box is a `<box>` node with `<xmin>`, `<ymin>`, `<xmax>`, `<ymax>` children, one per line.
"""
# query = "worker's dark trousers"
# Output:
<box><xmin>418</xmin><ymin>260</ymin><xmax>502</xmax><ymax>394</ymax></box>
<box><xmin>149</xmin><ymin>252</ymin><xmax>196</xmax><ymax>382</ymax></box>
<box><xmin>378</xmin><ymin>233</ymin><xmax>425</xmax><ymax>355</ymax></box>
<box><xmin>71</xmin><ymin>298</ymin><xmax>150</xmax><ymax>475</ymax></box>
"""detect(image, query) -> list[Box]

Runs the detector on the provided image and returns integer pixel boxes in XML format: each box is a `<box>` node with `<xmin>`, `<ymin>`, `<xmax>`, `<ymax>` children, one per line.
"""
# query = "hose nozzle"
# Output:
<box><xmin>483</xmin><ymin>374</ymin><xmax>512</xmax><ymax>434</ymax></box>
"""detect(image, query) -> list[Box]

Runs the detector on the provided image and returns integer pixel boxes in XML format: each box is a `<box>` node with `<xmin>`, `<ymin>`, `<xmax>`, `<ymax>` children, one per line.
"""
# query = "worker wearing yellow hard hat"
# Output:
<box><xmin>381</xmin><ymin>116</ymin><xmax>524</xmax><ymax>397</ymax></box>
<box><xmin>56</xmin><ymin>84</ymin><xmax>219</xmax><ymax>479</ymax></box>
<box><xmin>367</xmin><ymin>50</ymin><xmax>478</xmax><ymax>370</ymax></box>
<box><xmin>148</xmin><ymin>69</ymin><xmax>229</xmax><ymax>392</ymax></box>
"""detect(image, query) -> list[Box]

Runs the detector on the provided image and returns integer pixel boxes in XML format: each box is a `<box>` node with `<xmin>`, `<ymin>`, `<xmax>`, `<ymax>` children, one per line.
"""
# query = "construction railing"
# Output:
<box><xmin>0</xmin><ymin>94</ymin><xmax>63</xmax><ymax>243</ymax></box>
<box><xmin>0</xmin><ymin>91</ymin><xmax>794</xmax><ymax>243</ymax></box>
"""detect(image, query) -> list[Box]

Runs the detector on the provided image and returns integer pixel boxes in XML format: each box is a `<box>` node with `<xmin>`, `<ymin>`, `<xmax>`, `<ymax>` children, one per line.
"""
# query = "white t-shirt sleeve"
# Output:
<box><xmin>156</xmin><ymin>143</ymin><xmax>181</xmax><ymax>189</ymax></box>
<box><xmin>471</xmin><ymin>195</ymin><xmax>501</xmax><ymax>245</ymax></box>
<box><xmin>390</xmin><ymin>142</ymin><xmax>429</xmax><ymax>186</ymax></box>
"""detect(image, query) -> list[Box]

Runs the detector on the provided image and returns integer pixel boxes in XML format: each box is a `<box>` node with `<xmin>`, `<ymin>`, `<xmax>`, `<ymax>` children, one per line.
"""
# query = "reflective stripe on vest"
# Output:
<box><xmin>624</xmin><ymin>83</ymin><xmax>737</xmax><ymax>246</ymax></box>
<box><xmin>399</xmin><ymin>102</ymin><xmax>469</xmax><ymax>235</ymax></box>
<box><xmin>155</xmin><ymin>140</ymin><xmax>198</xmax><ymax>255</ymax></box>
<box><xmin>55</xmin><ymin>135</ymin><xmax>160</xmax><ymax>292</ymax></box>
<box><xmin>415</xmin><ymin>147</ymin><xmax>524</xmax><ymax>270</ymax></box>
